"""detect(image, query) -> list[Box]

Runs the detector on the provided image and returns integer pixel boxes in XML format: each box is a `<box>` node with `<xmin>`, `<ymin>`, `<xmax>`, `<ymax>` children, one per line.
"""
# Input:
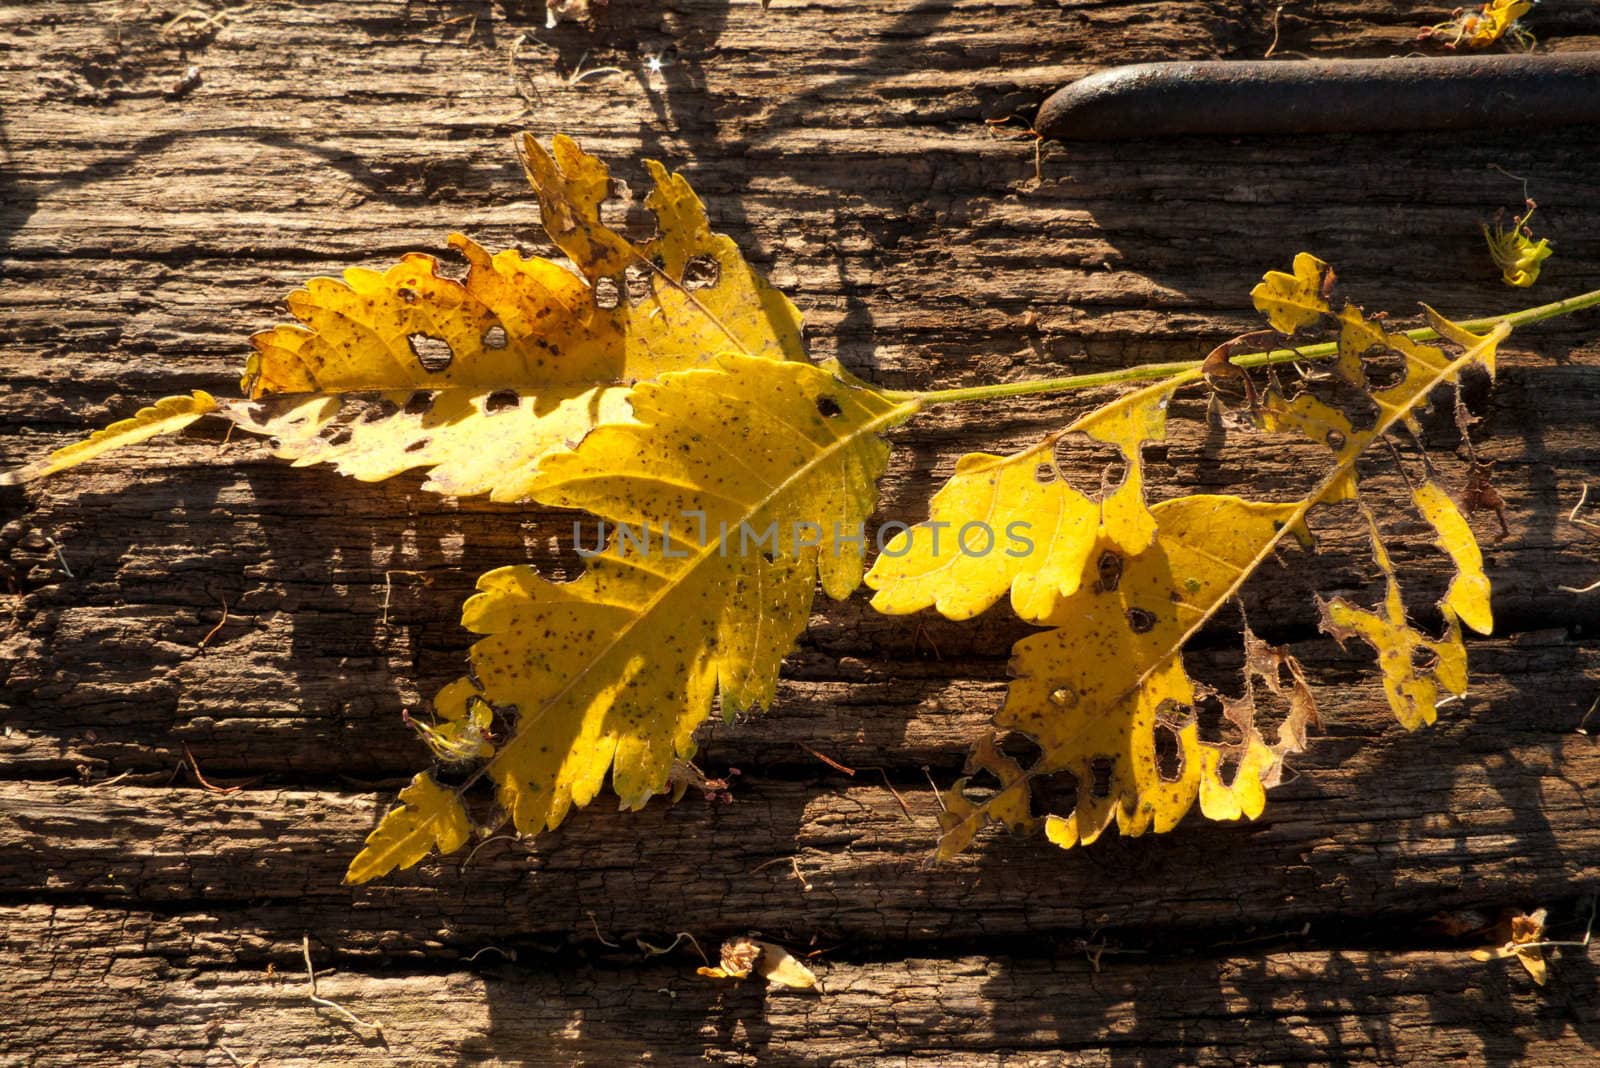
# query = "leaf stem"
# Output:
<box><xmin>884</xmin><ymin>287</ymin><xmax>1600</xmax><ymax>407</ymax></box>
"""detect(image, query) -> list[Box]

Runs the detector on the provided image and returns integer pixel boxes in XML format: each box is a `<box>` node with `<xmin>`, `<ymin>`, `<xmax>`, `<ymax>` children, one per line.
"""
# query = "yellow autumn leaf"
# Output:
<box><xmin>1250</xmin><ymin>251</ymin><xmax>1331</xmax><ymax>335</ymax></box>
<box><xmin>1320</xmin><ymin>510</ymin><xmax>1472</xmax><ymax>730</ymax></box>
<box><xmin>7</xmin><ymin>136</ymin><xmax>804</xmax><ymax>499</ymax></box>
<box><xmin>346</xmin><ymin>355</ymin><xmax>916</xmax><ymax>880</ymax></box>
<box><xmin>866</xmin><ymin>377</ymin><xmax>1178</xmax><ymax>622</ymax></box>
<box><xmin>1414</xmin><ymin>479</ymin><xmax>1494</xmax><ymax>635</ymax></box>
<box><xmin>344</xmin><ymin>771</ymin><xmax>471</xmax><ymax>885</ymax></box>
<box><xmin>0</xmin><ymin>392</ymin><xmax>216</xmax><ymax>486</ymax></box>
<box><xmin>932</xmin><ymin>262</ymin><xmax>1510</xmax><ymax>855</ymax></box>
<box><xmin>939</xmin><ymin>494</ymin><xmax>1315</xmax><ymax>856</ymax></box>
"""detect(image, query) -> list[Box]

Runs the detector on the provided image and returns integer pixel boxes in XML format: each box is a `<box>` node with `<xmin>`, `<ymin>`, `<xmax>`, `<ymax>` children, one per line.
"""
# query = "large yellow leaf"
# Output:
<box><xmin>8</xmin><ymin>136</ymin><xmax>804</xmax><ymax>500</ymax></box>
<box><xmin>930</xmin><ymin>281</ymin><xmax>1509</xmax><ymax>856</ymax></box>
<box><xmin>347</xmin><ymin>355</ymin><xmax>918</xmax><ymax>881</ymax></box>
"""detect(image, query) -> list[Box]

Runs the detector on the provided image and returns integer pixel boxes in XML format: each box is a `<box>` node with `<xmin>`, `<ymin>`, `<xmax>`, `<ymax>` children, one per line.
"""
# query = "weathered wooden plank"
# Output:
<box><xmin>3</xmin><ymin>700</ymin><xmax>1596</xmax><ymax>947</ymax></box>
<box><xmin>4</xmin><ymin>903</ymin><xmax>1597</xmax><ymax>1068</ymax></box>
<box><xmin>5</xmin><ymin>1</ymin><xmax>1600</xmax><ymax>1064</ymax></box>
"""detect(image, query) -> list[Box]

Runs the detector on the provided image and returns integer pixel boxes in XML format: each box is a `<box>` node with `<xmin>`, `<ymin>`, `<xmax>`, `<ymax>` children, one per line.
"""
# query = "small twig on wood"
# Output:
<box><xmin>381</xmin><ymin>569</ymin><xmax>428</xmax><ymax>626</ymax></box>
<box><xmin>1264</xmin><ymin>4</ymin><xmax>1284</xmax><ymax>58</ymax></box>
<box><xmin>463</xmin><ymin>945</ymin><xmax>517</xmax><ymax>963</ymax></box>
<box><xmin>1578</xmin><ymin>697</ymin><xmax>1598</xmax><ymax>737</ymax></box>
<box><xmin>568</xmin><ymin>50</ymin><xmax>624</xmax><ymax>86</ymax></box>
<box><xmin>303</xmin><ymin>935</ymin><xmax>382</xmax><ymax>1036</ymax></box>
<box><xmin>637</xmin><ymin>931</ymin><xmax>712</xmax><ymax>967</ymax></box>
<box><xmin>587</xmin><ymin>910</ymin><xmax>621</xmax><ymax>948</ymax></box>
<box><xmin>198</xmin><ymin>594</ymin><xmax>230</xmax><ymax>649</ymax></box>
<box><xmin>1567</xmin><ymin>484</ymin><xmax>1600</xmax><ymax>536</ymax></box>
<box><xmin>460</xmin><ymin>833</ymin><xmax>517</xmax><ymax>872</ymax></box>
<box><xmin>923</xmin><ymin>765</ymin><xmax>947</xmax><ymax>812</ymax></box>
<box><xmin>869</xmin><ymin>766</ymin><xmax>916</xmax><ymax>823</ymax></box>
<box><xmin>797</xmin><ymin>741</ymin><xmax>854</xmax><ymax>776</ymax></box>
<box><xmin>215</xmin><ymin>1042</ymin><xmax>258</xmax><ymax>1068</ymax></box>
<box><xmin>44</xmin><ymin>535</ymin><xmax>73</xmax><ymax>578</ymax></box>
<box><xmin>182</xmin><ymin>744</ymin><xmax>260</xmax><ymax>794</ymax></box>
<box><xmin>753</xmin><ymin>855</ymin><xmax>813</xmax><ymax>892</ymax></box>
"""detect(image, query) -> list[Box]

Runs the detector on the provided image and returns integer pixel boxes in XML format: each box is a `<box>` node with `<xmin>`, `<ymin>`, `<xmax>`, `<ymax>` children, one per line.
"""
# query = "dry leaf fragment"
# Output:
<box><xmin>1420</xmin><ymin>1</ymin><xmax>1534</xmax><ymax>50</ymax></box>
<box><xmin>1471</xmin><ymin>908</ymin><xmax>1549</xmax><ymax>985</ymax></box>
<box><xmin>697</xmin><ymin>936</ymin><xmax>822</xmax><ymax>992</ymax></box>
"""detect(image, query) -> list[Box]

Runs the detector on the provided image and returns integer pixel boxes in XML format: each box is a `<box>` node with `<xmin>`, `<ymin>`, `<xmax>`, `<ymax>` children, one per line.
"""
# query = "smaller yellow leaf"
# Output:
<box><xmin>1483</xmin><ymin>202</ymin><xmax>1552</xmax><ymax>288</ymax></box>
<box><xmin>1413</xmin><ymin>480</ymin><xmax>1494</xmax><ymax>635</ymax></box>
<box><xmin>0</xmin><ymin>392</ymin><xmax>217</xmax><ymax>486</ymax></box>
<box><xmin>867</xmin><ymin>378</ymin><xmax>1178</xmax><ymax>623</ymax></box>
<box><xmin>1319</xmin><ymin>510</ymin><xmax>1470</xmax><ymax>730</ymax></box>
<box><xmin>345</xmin><ymin>772</ymin><xmax>471</xmax><ymax>885</ymax></box>
<box><xmin>1250</xmin><ymin>252</ymin><xmax>1331</xmax><ymax>335</ymax></box>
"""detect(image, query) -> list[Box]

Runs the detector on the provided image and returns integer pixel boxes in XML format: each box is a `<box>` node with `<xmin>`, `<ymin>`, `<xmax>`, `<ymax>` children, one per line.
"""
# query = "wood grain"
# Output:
<box><xmin>3</xmin><ymin>1</ymin><xmax>1599</xmax><ymax>1063</ymax></box>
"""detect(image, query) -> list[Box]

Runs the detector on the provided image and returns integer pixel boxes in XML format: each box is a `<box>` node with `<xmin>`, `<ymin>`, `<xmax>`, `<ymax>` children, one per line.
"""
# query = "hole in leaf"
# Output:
<box><xmin>1215</xmin><ymin>753</ymin><xmax>1240</xmax><ymax>788</ymax></box>
<box><xmin>484</xmin><ymin>389</ymin><xmax>521</xmax><ymax>414</ymax></box>
<box><xmin>1126</xmin><ymin>607</ymin><xmax>1157</xmax><ymax>634</ymax></box>
<box><xmin>1155</xmin><ymin>698</ymin><xmax>1194</xmax><ymax>728</ymax></box>
<box><xmin>1088</xmin><ymin>755</ymin><xmax>1115</xmax><ymax>799</ymax></box>
<box><xmin>1096</xmin><ymin>550</ymin><xmax>1123</xmax><ymax>593</ymax></box>
<box><xmin>1154</xmin><ymin>723</ymin><xmax>1184</xmax><ymax>783</ymax></box>
<box><xmin>1412</xmin><ymin>646</ymin><xmax>1438</xmax><ymax>672</ymax></box>
<box><xmin>397</xmin><ymin>286</ymin><xmax>418</xmax><ymax>304</ymax></box>
<box><xmin>683</xmin><ymin>254</ymin><xmax>720</xmax><ymax>290</ymax></box>
<box><xmin>1195</xmin><ymin>694</ymin><xmax>1242</xmax><ymax>746</ymax></box>
<box><xmin>1325</xmin><ymin>429</ymin><xmax>1346</xmax><ymax>451</ymax></box>
<box><xmin>404</xmin><ymin>391</ymin><xmax>435</xmax><ymax>415</ymax></box>
<box><xmin>408</xmin><ymin>333</ymin><xmax>455</xmax><ymax>373</ymax></box>
<box><xmin>320</xmin><ymin>426</ymin><xmax>353</xmax><ymax>447</ymax></box>
<box><xmin>404</xmin><ymin>438</ymin><xmax>431</xmax><ymax>454</ymax></box>
<box><xmin>1363</xmin><ymin>346</ymin><xmax>1408</xmax><ymax>390</ymax></box>
<box><xmin>1029</xmin><ymin>769</ymin><xmax>1080</xmax><ymax>819</ymax></box>
<box><xmin>624</xmin><ymin>263</ymin><xmax>651</xmax><ymax>304</ymax></box>
<box><xmin>816</xmin><ymin>395</ymin><xmax>843</xmax><ymax>418</ymax></box>
<box><xmin>1034</xmin><ymin>463</ymin><xmax>1057</xmax><ymax>484</ymax></box>
<box><xmin>363</xmin><ymin>399</ymin><xmax>400</xmax><ymax>423</ymax></box>
<box><xmin>481</xmin><ymin>323</ymin><xmax>509</xmax><ymax>350</ymax></box>
<box><xmin>594</xmin><ymin>277</ymin><xmax>621</xmax><ymax>310</ymax></box>
<box><xmin>1055</xmin><ymin>431</ymin><xmax>1128</xmax><ymax>500</ymax></box>
<box><xmin>998</xmin><ymin>733</ymin><xmax>1043</xmax><ymax>766</ymax></box>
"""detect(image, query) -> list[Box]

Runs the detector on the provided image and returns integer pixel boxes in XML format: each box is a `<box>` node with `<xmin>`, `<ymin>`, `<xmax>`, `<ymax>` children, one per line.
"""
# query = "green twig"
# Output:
<box><xmin>884</xmin><ymin>287</ymin><xmax>1600</xmax><ymax>407</ymax></box>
